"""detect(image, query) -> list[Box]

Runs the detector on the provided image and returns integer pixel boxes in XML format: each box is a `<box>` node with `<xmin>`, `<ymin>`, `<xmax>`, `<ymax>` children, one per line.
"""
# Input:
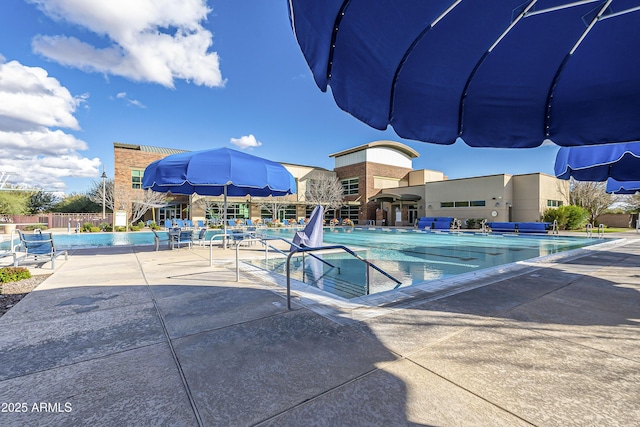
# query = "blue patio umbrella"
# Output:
<box><xmin>606</xmin><ymin>178</ymin><xmax>640</xmax><ymax>194</ymax></box>
<box><xmin>554</xmin><ymin>142</ymin><xmax>640</xmax><ymax>181</ymax></box>
<box><xmin>142</xmin><ymin>147</ymin><xmax>296</xmax><ymax>244</ymax></box>
<box><xmin>287</xmin><ymin>1</ymin><xmax>640</xmax><ymax>148</ymax></box>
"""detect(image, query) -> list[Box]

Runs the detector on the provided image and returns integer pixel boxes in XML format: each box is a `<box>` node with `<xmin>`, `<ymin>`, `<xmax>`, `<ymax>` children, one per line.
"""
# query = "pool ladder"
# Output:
<box><xmin>585</xmin><ymin>223</ymin><xmax>604</xmax><ymax>238</ymax></box>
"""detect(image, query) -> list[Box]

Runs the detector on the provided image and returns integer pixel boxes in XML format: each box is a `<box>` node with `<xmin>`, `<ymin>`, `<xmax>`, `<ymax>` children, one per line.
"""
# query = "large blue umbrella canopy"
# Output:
<box><xmin>142</xmin><ymin>147</ymin><xmax>296</xmax><ymax>197</ymax></box>
<box><xmin>554</xmin><ymin>142</ymin><xmax>640</xmax><ymax>181</ymax></box>
<box><xmin>606</xmin><ymin>178</ymin><xmax>640</xmax><ymax>194</ymax></box>
<box><xmin>288</xmin><ymin>1</ymin><xmax>640</xmax><ymax>148</ymax></box>
<box><xmin>143</xmin><ymin>147</ymin><xmax>296</xmax><ymax>245</ymax></box>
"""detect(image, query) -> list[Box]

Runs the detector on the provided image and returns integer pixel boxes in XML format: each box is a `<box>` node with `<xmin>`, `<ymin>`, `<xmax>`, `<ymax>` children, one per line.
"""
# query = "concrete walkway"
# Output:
<box><xmin>0</xmin><ymin>233</ymin><xmax>639</xmax><ymax>426</ymax></box>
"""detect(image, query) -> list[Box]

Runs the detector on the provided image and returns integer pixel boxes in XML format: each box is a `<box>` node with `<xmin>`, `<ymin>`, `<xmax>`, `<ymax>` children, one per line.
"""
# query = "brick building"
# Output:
<box><xmin>112</xmin><ymin>140</ymin><xmax>568</xmax><ymax>226</ymax></box>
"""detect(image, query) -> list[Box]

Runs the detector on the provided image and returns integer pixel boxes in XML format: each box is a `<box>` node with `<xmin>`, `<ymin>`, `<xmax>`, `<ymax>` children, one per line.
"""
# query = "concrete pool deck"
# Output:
<box><xmin>0</xmin><ymin>231</ymin><xmax>639</xmax><ymax>426</ymax></box>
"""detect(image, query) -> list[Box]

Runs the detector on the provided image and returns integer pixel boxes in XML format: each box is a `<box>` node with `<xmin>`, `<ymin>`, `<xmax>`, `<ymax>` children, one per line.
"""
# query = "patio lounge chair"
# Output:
<box><xmin>14</xmin><ymin>230</ymin><xmax>67</xmax><ymax>269</ymax></box>
<box><xmin>488</xmin><ymin>222</ymin><xmax>517</xmax><ymax>233</ymax></box>
<box><xmin>164</xmin><ymin>219</ymin><xmax>173</xmax><ymax>230</ymax></box>
<box><xmin>152</xmin><ymin>229</ymin><xmax>171</xmax><ymax>251</ymax></box>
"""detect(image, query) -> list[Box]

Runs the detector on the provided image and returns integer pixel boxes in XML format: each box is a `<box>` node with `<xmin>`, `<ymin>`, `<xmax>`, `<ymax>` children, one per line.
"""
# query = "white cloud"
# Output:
<box><xmin>230</xmin><ymin>134</ymin><xmax>262</xmax><ymax>149</ymax></box>
<box><xmin>29</xmin><ymin>0</ymin><xmax>225</xmax><ymax>88</ymax></box>
<box><xmin>111</xmin><ymin>91</ymin><xmax>146</xmax><ymax>108</ymax></box>
<box><xmin>0</xmin><ymin>57</ymin><xmax>100</xmax><ymax>191</ymax></box>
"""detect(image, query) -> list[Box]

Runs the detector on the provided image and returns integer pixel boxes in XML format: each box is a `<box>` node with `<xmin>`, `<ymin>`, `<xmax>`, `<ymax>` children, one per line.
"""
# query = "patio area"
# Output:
<box><xmin>0</xmin><ymin>232</ymin><xmax>639</xmax><ymax>426</ymax></box>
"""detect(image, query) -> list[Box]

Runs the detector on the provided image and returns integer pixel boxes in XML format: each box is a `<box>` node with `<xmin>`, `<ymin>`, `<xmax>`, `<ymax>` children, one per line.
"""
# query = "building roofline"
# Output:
<box><xmin>113</xmin><ymin>142</ymin><xmax>188</xmax><ymax>155</ymax></box>
<box><xmin>329</xmin><ymin>140</ymin><xmax>420</xmax><ymax>159</ymax></box>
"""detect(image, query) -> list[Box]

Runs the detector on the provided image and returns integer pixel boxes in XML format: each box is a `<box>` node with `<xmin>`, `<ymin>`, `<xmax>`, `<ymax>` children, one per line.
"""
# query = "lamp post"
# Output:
<box><xmin>101</xmin><ymin>167</ymin><xmax>107</xmax><ymax>220</ymax></box>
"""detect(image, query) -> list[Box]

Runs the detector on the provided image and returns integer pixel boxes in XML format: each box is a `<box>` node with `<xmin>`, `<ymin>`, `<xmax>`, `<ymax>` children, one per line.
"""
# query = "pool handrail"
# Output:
<box><xmin>285</xmin><ymin>244</ymin><xmax>403</xmax><ymax>310</ymax></box>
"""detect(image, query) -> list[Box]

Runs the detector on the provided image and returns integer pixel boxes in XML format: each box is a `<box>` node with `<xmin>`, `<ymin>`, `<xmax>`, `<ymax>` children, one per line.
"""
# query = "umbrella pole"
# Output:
<box><xmin>223</xmin><ymin>185</ymin><xmax>228</xmax><ymax>249</ymax></box>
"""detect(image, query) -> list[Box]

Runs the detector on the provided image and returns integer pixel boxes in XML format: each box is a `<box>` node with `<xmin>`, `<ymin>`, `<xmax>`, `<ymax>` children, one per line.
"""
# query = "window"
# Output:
<box><xmin>547</xmin><ymin>200</ymin><xmax>563</xmax><ymax>207</ymax></box>
<box><xmin>441</xmin><ymin>200</ymin><xmax>485</xmax><ymax>208</ymax></box>
<box><xmin>341</xmin><ymin>177</ymin><xmax>359</xmax><ymax>195</ymax></box>
<box><xmin>261</xmin><ymin>205</ymin><xmax>296</xmax><ymax>221</ymax></box>
<box><xmin>131</xmin><ymin>169</ymin><xmax>143</xmax><ymax>189</ymax></box>
<box><xmin>339</xmin><ymin>205</ymin><xmax>359</xmax><ymax>223</ymax></box>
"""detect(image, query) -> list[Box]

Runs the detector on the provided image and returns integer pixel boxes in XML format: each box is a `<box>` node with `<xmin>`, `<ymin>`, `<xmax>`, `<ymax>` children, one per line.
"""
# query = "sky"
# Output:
<box><xmin>0</xmin><ymin>0</ymin><xmax>561</xmax><ymax>195</ymax></box>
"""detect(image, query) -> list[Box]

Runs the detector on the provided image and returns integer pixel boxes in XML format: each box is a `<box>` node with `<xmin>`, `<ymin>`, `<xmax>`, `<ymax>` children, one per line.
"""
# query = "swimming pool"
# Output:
<box><xmin>1</xmin><ymin>227</ymin><xmax>608</xmax><ymax>300</ymax></box>
<box><xmin>252</xmin><ymin>227</ymin><xmax>608</xmax><ymax>299</ymax></box>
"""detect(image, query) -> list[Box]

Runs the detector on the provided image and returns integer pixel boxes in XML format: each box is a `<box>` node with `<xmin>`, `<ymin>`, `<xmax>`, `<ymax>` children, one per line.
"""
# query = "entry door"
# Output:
<box><xmin>408</xmin><ymin>206</ymin><xmax>418</xmax><ymax>225</ymax></box>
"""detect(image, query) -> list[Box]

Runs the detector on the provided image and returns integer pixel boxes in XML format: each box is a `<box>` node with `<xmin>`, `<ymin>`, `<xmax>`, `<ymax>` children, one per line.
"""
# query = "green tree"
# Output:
<box><xmin>28</xmin><ymin>191</ymin><xmax>60</xmax><ymax>213</ymax></box>
<box><xmin>0</xmin><ymin>191</ymin><xmax>29</xmax><ymax>215</ymax></box>
<box><xmin>53</xmin><ymin>193</ymin><xmax>101</xmax><ymax>213</ymax></box>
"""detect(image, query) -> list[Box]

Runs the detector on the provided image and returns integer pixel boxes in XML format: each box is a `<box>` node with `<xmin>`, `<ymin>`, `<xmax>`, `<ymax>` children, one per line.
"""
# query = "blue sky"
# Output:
<box><xmin>0</xmin><ymin>0</ymin><xmax>560</xmax><ymax>194</ymax></box>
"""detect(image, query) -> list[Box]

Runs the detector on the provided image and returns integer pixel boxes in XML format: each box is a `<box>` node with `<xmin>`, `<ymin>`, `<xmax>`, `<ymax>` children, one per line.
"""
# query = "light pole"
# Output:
<box><xmin>101</xmin><ymin>167</ymin><xmax>107</xmax><ymax>220</ymax></box>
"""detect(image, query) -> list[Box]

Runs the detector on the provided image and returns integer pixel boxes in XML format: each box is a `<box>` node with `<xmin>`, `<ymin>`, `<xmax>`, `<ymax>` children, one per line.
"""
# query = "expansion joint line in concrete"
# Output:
<box><xmin>132</xmin><ymin>249</ymin><xmax>204</xmax><ymax>427</ymax></box>
<box><xmin>403</xmin><ymin>357</ymin><xmax>537</xmax><ymax>426</ymax></box>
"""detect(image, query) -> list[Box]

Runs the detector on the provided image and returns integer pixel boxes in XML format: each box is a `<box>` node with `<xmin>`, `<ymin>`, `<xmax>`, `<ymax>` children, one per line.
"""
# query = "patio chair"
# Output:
<box><xmin>14</xmin><ymin>230</ymin><xmax>68</xmax><ymax>269</ymax></box>
<box><xmin>194</xmin><ymin>228</ymin><xmax>208</xmax><ymax>246</ymax></box>
<box><xmin>196</xmin><ymin>220</ymin><xmax>205</xmax><ymax>228</ymax></box>
<box><xmin>174</xmin><ymin>219</ymin><xmax>184</xmax><ymax>228</ymax></box>
<box><xmin>184</xmin><ymin>219</ymin><xmax>193</xmax><ymax>229</ymax></box>
<box><xmin>152</xmin><ymin>229</ymin><xmax>171</xmax><ymax>251</ymax></box>
<box><xmin>164</xmin><ymin>219</ymin><xmax>173</xmax><ymax>230</ymax></box>
<box><xmin>172</xmin><ymin>229</ymin><xmax>193</xmax><ymax>249</ymax></box>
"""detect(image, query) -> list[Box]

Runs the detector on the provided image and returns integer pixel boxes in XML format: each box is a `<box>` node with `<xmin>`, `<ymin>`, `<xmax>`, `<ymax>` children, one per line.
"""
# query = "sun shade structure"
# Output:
<box><xmin>142</xmin><ymin>147</ymin><xmax>296</xmax><ymax>245</ymax></box>
<box><xmin>606</xmin><ymin>178</ymin><xmax>640</xmax><ymax>194</ymax></box>
<box><xmin>142</xmin><ymin>147</ymin><xmax>296</xmax><ymax>197</ymax></box>
<box><xmin>287</xmin><ymin>1</ymin><xmax>640</xmax><ymax>148</ymax></box>
<box><xmin>554</xmin><ymin>142</ymin><xmax>640</xmax><ymax>181</ymax></box>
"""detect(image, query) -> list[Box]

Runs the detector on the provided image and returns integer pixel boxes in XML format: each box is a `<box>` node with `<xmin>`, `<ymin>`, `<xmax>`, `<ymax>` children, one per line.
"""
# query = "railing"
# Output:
<box><xmin>208</xmin><ymin>232</ymin><xmax>403</xmax><ymax>307</ymax></box>
<box><xmin>585</xmin><ymin>223</ymin><xmax>604</xmax><ymax>238</ymax></box>
<box><xmin>285</xmin><ymin>245</ymin><xmax>402</xmax><ymax>310</ymax></box>
<box><xmin>551</xmin><ymin>219</ymin><xmax>559</xmax><ymax>234</ymax></box>
<box><xmin>258</xmin><ymin>236</ymin><xmax>338</xmax><ymax>272</ymax></box>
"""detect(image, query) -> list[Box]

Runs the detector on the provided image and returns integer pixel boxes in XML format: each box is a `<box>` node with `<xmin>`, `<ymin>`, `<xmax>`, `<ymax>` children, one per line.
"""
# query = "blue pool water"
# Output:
<box><xmin>254</xmin><ymin>227</ymin><xmax>607</xmax><ymax>299</ymax></box>
<box><xmin>2</xmin><ymin>227</ymin><xmax>607</xmax><ymax>299</ymax></box>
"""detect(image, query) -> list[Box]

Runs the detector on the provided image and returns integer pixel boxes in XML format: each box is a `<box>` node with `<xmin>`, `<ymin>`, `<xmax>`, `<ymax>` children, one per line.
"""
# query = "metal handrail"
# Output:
<box><xmin>285</xmin><ymin>245</ymin><xmax>402</xmax><ymax>310</ymax></box>
<box><xmin>585</xmin><ymin>223</ymin><xmax>593</xmax><ymax>237</ymax></box>
<box><xmin>259</xmin><ymin>236</ymin><xmax>337</xmax><ymax>272</ymax></box>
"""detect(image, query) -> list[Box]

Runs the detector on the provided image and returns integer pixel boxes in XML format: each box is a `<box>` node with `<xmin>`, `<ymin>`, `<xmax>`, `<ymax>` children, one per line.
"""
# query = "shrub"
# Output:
<box><xmin>542</xmin><ymin>208</ymin><xmax>567</xmax><ymax>228</ymax></box>
<box><xmin>90</xmin><ymin>227</ymin><xmax>101</xmax><ymax>232</ymax></box>
<box><xmin>114</xmin><ymin>226</ymin><xmax>127</xmax><ymax>232</ymax></box>
<box><xmin>0</xmin><ymin>267</ymin><xmax>31</xmax><ymax>283</ymax></box>
<box><xmin>82</xmin><ymin>222</ymin><xmax>94</xmax><ymax>232</ymax></box>
<box><xmin>130</xmin><ymin>225</ymin><xmax>141</xmax><ymax>231</ymax></box>
<box><xmin>24</xmin><ymin>225</ymin><xmax>48</xmax><ymax>231</ymax></box>
<box><xmin>543</xmin><ymin>205</ymin><xmax>589</xmax><ymax>230</ymax></box>
<box><xmin>561</xmin><ymin>205</ymin><xmax>589</xmax><ymax>230</ymax></box>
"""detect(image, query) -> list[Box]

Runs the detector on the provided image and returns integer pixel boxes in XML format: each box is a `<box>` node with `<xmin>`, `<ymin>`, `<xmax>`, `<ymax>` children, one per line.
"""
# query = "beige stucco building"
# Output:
<box><xmin>113</xmin><ymin>140</ymin><xmax>568</xmax><ymax>226</ymax></box>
